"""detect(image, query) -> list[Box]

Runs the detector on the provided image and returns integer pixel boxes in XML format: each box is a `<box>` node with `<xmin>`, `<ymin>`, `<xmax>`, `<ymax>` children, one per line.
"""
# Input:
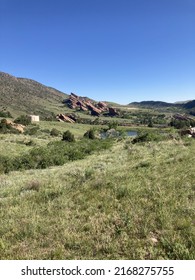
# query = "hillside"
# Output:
<box><xmin>129</xmin><ymin>100</ymin><xmax>181</xmax><ymax>109</ymax></box>
<box><xmin>183</xmin><ymin>100</ymin><xmax>195</xmax><ymax>109</ymax></box>
<box><xmin>0</xmin><ymin>72</ymin><xmax>68</xmax><ymax>118</ymax></box>
<box><xmin>129</xmin><ymin>100</ymin><xmax>195</xmax><ymax>113</ymax></box>
<box><xmin>0</xmin><ymin>132</ymin><xmax>194</xmax><ymax>259</ymax></box>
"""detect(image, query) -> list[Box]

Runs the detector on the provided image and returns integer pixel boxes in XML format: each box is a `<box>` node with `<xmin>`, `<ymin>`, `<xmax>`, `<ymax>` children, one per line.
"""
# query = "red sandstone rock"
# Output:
<box><xmin>63</xmin><ymin>93</ymin><xmax>118</xmax><ymax>116</ymax></box>
<box><xmin>108</xmin><ymin>107</ymin><xmax>118</xmax><ymax>116</ymax></box>
<box><xmin>56</xmin><ymin>114</ymin><xmax>75</xmax><ymax>123</ymax></box>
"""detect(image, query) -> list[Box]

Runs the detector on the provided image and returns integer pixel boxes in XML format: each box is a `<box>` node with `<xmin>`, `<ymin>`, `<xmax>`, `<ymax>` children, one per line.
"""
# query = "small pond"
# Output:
<box><xmin>126</xmin><ymin>131</ymin><xmax>138</xmax><ymax>137</ymax></box>
<box><xmin>100</xmin><ymin>130</ymin><xmax>138</xmax><ymax>139</ymax></box>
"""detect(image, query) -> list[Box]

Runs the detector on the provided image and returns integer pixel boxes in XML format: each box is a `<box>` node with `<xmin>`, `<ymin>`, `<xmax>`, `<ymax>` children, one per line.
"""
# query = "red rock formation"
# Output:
<box><xmin>108</xmin><ymin>107</ymin><xmax>118</xmax><ymax>116</ymax></box>
<box><xmin>84</xmin><ymin>100</ymin><xmax>102</xmax><ymax>116</ymax></box>
<box><xmin>3</xmin><ymin>119</ymin><xmax>25</xmax><ymax>132</ymax></box>
<box><xmin>56</xmin><ymin>114</ymin><xmax>75</xmax><ymax>123</ymax></box>
<box><xmin>63</xmin><ymin>93</ymin><xmax>118</xmax><ymax>117</ymax></box>
<box><xmin>180</xmin><ymin>127</ymin><xmax>195</xmax><ymax>137</ymax></box>
<box><xmin>97</xmin><ymin>101</ymin><xmax>108</xmax><ymax>111</ymax></box>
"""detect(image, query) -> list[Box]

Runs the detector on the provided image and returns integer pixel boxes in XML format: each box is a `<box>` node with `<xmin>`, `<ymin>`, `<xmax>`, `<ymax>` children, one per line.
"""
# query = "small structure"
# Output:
<box><xmin>29</xmin><ymin>115</ymin><xmax>39</xmax><ymax>122</ymax></box>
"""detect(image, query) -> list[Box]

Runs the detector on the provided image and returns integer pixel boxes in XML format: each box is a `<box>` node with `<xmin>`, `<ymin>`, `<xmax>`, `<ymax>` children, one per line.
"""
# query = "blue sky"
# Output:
<box><xmin>0</xmin><ymin>0</ymin><xmax>194</xmax><ymax>104</ymax></box>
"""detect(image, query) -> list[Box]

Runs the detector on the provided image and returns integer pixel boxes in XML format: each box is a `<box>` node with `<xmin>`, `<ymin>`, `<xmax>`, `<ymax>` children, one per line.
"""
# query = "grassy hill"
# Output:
<box><xmin>0</xmin><ymin>72</ymin><xmax>68</xmax><ymax>118</ymax></box>
<box><xmin>129</xmin><ymin>101</ymin><xmax>178</xmax><ymax>108</ymax></box>
<box><xmin>0</xmin><ymin>130</ymin><xmax>194</xmax><ymax>259</ymax></box>
<box><xmin>129</xmin><ymin>100</ymin><xmax>195</xmax><ymax>114</ymax></box>
<box><xmin>183</xmin><ymin>100</ymin><xmax>195</xmax><ymax>109</ymax></box>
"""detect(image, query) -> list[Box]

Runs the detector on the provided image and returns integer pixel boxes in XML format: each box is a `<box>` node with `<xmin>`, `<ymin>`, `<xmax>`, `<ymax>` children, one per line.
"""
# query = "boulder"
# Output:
<box><xmin>2</xmin><ymin>119</ymin><xmax>25</xmax><ymax>133</ymax></box>
<box><xmin>56</xmin><ymin>114</ymin><xmax>75</xmax><ymax>123</ymax></box>
<box><xmin>180</xmin><ymin>127</ymin><xmax>195</xmax><ymax>137</ymax></box>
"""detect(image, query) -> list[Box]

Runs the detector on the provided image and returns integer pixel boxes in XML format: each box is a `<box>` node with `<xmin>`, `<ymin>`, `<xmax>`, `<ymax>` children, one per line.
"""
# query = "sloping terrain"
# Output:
<box><xmin>0</xmin><ymin>72</ymin><xmax>68</xmax><ymax>118</ymax></box>
<box><xmin>129</xmin><ymin>101</ymin><xmax>179</xmax><ymax>108</ymax></box>
<box><xmin>129</xmin><ymin>100</ymin><xmax>195</xmax><ymax>113</ymax></box>
<box><xmin>0</xmin><ymin>136</ymin><xmax>194</xmax><ymax>259</ymax></box>
<box><xmin>183</xmin><ymin>100</ymin><xmax>195</xmax><ymax>109</ymax></box>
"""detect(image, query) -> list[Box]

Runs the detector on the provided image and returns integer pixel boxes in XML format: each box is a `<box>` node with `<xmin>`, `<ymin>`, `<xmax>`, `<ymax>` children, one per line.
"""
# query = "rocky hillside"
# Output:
<box><xmin>0</xmin><ymin>71</ymin><xmax>68</xmax><ymax>118</ymax></box>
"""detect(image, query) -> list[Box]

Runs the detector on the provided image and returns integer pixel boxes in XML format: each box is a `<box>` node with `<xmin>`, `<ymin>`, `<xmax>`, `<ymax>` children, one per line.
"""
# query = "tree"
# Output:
<box><xmin>14</xmin><ymin>115</ymin><xmax>31</xmax><ymax>126</ymax></box>
<box><xmin>50</xmin><ymin>128</ymin><xmax>60</xmax><ymax>137</ymax></box>
<box><xmin>108</xmin><ymin>121</ymin><xmax>118</xmax><ymax>129</ymax></box>
<box><xmin>148</xmin><ymin>119</ymin><xmax>153</xmax><ymax>127</ymax></box>
<box><xmin>83</xmin><ymin>129</ymin><xmax>96</xmax><ymax>139</ymax></box>
<box><xmin>62</xmin><ymin>130</ymin><xmax>75</xmax><ymax>142</ymax></box>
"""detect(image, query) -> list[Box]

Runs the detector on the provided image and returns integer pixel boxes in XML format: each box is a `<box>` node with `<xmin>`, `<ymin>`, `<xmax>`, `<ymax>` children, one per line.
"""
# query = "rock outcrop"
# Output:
<box><xmin>3</xmin><ymin>119</ymin><xmax>25</xmax><ymax>133</ymax></box>
<box><xmin>56</xmin><ymin>114</ymin><xmax>75</xmax><ymax>123</ymax></box>
<box><xmin>108</xmin><ymin>107</ymin><xmax>119</xmax><ymax>116</ymax></box>
<box><xmin>180</xmin><ymin>127</ymin><xmax>195</xmax><ymax>137</ymax></box>
<box><xmin>63</xmin><ymin>93</ymin><xmax>118</xmax><ymax>117</ymax></box>
<box><xmin>97</xmin><ymin>101</ymin><xmax>108</xmax><ymax>110</ymax></box>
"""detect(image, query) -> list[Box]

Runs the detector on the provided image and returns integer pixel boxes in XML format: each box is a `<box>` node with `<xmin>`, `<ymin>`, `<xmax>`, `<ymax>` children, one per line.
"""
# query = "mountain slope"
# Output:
<box><xmin>183</xmin><ymin>100</ymin><xmax>195</xmax><ymax>109</ymax></box>
<box><xmin>0</xmin><ymin>72</ymin><xmax>68</xmax><ymax>118</ymax></box>
<box><xmin>129</xmin><ymin>100</ymin><xmax>195</xmax><ymax>112</ymax></box>
<box><xmin>129</xmin><ymin>100</ymin><xmax>180</xmax><ymax>108</ymax></box>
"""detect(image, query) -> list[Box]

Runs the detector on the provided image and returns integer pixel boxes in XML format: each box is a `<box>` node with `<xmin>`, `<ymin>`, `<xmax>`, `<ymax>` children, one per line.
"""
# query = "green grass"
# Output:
<box><xmin>38</xmin><ymin>121</ymin><xmax>98</xmax><ymax>138</ymax></box>
<box><xmin>0</xmin><ymin>134</ymin><xmax>194</xmax><ymax>259</ymax></box>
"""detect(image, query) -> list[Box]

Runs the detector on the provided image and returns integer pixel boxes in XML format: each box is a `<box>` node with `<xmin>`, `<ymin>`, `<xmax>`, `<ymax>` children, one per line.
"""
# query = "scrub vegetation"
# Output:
<box><xmin>0</xmin><ymin>72</ymin><xmax>195</xmax><ymax>259</ymax></box>
<box><xmin>0</xmin><ymin>120</ymin><xmax>194</xmax><ymax>260</ymax></box>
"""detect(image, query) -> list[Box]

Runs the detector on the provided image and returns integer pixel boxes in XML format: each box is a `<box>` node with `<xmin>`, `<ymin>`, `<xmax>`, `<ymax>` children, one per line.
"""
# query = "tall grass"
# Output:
<box><xmin>0</xmin><ymin>137</ymin><xmax>194</xmax><ymax>259</ymax></box>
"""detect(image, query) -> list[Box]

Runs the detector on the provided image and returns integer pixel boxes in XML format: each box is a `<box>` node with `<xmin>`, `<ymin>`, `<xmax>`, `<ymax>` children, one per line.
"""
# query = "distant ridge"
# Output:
<box><xmin>183</xmin><ymin>100</ymin><xmax>195</xmax><ymax>109</ymax></box>
<box><xmin>129</xmin><ymin>100</ymin><xmax>195</xmax><ymax>112</ymax></box>
<box><xmin>129</xmin><ymin>100</ymin><xmax>179</xmax><ymax>107</ymax></box>
<box><xmin>0</xmin><ymin>71</ymin><xmax>68</xmax><ymax>117</ymax></box>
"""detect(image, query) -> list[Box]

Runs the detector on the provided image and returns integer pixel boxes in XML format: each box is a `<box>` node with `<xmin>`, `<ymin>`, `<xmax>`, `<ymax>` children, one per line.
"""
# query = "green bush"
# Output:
<box><xmin>14</xmin><ymin>115</ymin><xmax>31</xmax><ymax>126</ymax></box>
<box><xmin>169</xmin><ymin>118</ymin><xmax>195</xmax><ymax>129</ymax></box>
<box><xmin>62</xmin><ymin>130</ymin><xmax>75</xmax><ymax>142</ymax></box>
<box><xmin>50</xmin><ymin>128</ymin><xmax>60</xmax><ymax>137</ymax></box>
<box><xmin>0</xmin><ymin>111</ymin><xmax>12</xmax><ymax>118</ymax></box>
<box><xmin>24</xmin><ymin>126</ymin><xmax>40</xmax><ymax>135</ymax></box>
<box><xmin>148</xmin><ymin>119</ymin><xmax>154</xmax><ymax>127</ymax></box>
<box><xmin>0</xmin><ymin>119</ymin><xmax>20</xmax><ymax>134</ymax></box>
<box><xmin>132</xmin><ymin>131</ymin><xmax>165</xmax><ymax>144</ymax></box>
<box><xmin>0</xmin><ymin>138</ymin><xmax>114</xmax><ymax>174</ymax></box>
<box><xmin>83</xmin><ymin>129</ymin><xmax>96</xmax><ymax>139</ymax></box>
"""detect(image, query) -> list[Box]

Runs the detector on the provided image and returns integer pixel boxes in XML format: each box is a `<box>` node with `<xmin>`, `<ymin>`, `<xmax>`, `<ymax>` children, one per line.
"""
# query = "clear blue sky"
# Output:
<box><xmin>0</xmin><ymin>0</ymin><xmax>194</xmax><ymax>104</ymax></box>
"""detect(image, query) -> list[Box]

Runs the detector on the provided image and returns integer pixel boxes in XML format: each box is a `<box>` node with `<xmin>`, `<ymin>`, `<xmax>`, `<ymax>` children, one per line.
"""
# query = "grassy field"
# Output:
<box><xmin>0</xmin><ymin>128</ymin><xmax>194</xmax><ymax>259</ymax></box>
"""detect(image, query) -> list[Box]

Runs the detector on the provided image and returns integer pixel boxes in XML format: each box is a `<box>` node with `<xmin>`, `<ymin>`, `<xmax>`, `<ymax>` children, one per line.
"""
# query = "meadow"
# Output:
<box><xmin>0</xmin><ymin>120</ymin><xmax>194</xmax><ymax>259</ymax></box>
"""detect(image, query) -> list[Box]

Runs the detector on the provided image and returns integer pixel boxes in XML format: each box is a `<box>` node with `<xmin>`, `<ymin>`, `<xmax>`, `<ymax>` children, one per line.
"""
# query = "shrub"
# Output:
<box><xmin>169</xmin><ymin>118</ymin><xmax>195</xmax><ymax>129</ymax></box>
<box><xmin>108</xmin><ymin>121</ymin><xmax>118</xmax><ymax>129</ymax></box>
<box><xmin>83</xmin><ymin>129</ymin><xmax>96</xmax><ymax>139</ymax></box>
<box><xmin>0</xmin><ymin>156</ymin><xmax>15</xmax><ymax>173</ymax></box>
<box><xmin>0</xmin><ymin>111</ymin><xmax>12</xmax><ymax>118</ymax></box>
<box><xmin>132</xmin><ymin>132</ymin><xmax>165</xmax><ymax>144</ymax></box>
<box><xmin>50</xmin><ymin>128</ymin><xmax>60</xmax><ymax>137</ymax></box>
<box><xmin>24</xmin><ymin>126</ymin><xmax>39</xmax><ymax>135</ymax></box>
<box><xmin>14</xmin><ymin>115</ymin><xmax>31</xmax><ymax>126</ymax></box>
<box><xmin>0</xmin><ymin>138</ymin><xmax>114</xmax><ymax>174</ymax></box>
<box><xmin>62</xmin><ymin>130</ymin><xmax>75</xmax><ymax>142</ymax></box>
<box><xmin>148</xmin><ymin>119</ymin><xmax>154</xmax><ymax>127</ymax></box>
<box><xmin>0</xmin><ymin>119</ymin><xmax>19</xmax><ymax>134</ymax></box>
